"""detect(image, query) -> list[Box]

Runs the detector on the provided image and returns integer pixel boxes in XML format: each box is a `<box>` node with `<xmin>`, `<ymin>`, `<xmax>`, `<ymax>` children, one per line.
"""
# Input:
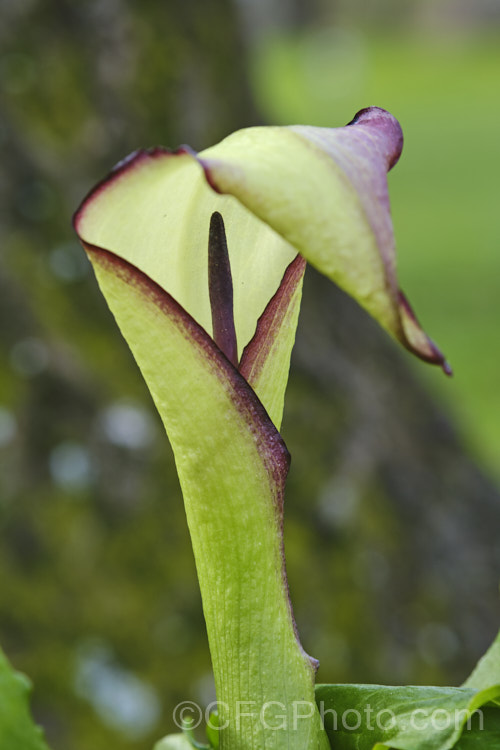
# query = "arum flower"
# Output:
<box><xmin>73</xmin><ymin>107</ymin><xmax>448</xmax><ymax>750</ymax></box>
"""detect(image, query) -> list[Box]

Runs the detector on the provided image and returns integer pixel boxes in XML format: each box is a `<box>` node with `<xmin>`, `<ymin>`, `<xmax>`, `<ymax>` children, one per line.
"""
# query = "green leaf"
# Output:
<box><xmin>463</xmin><ymin>630</ymin><xmax>500</xmax><ymax>694</ymax></box>
<box><xmin>0</xmin><ymin>648</ymin><xmax>50</xmax><ymax>750</ymax></box>
<box><xmin>453</xmin><ymin>707</ymin><xmax>500</xmax><ymax>748</ymax></box>
<box><xmin>315</xmin><ymin>682</ymin><xmax>500</xmax><ymax>750</ymax></box>
<box><xmin>84</xmin><ymin>245</ymin><xmax>328</xmax><ymax>750</ymax></box>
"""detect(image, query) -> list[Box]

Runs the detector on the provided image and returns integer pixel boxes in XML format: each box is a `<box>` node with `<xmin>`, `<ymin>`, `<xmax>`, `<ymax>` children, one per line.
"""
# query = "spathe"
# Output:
<box><xmin>73</xmin><ymin>106</ymin><xmax>449</xmax><ymax>750</ymax></box>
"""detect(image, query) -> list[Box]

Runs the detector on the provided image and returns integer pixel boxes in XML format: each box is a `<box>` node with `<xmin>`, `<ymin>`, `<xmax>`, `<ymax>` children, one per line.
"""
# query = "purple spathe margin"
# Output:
<box><xmin>72</xmin><ymin>146</ymin><xmax>194</xmax><ymax>232</ymax></box>
<box><xmin>240</xmin><ymin>253</ymin><xmax>307</xmax><ymax>383</ymax></box>
<box><xmin>398</xmin><ymin>291</ymin><xmax>452</xmax><ymax>376</ymax></box>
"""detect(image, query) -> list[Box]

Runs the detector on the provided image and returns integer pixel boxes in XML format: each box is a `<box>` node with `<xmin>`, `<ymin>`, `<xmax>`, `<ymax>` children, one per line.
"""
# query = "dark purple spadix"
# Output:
<box><xmin>208</xmin><ymin>212</ymin><xmax>238</xmax><ymax>367</ymax></box>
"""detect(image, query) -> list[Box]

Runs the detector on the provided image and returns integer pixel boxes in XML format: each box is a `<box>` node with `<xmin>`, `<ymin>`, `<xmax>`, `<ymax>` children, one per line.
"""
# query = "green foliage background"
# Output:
<box><xmin>0</xmin><ymin>1</ymin><xmax>499</xmax><ymax>749</ymax></box>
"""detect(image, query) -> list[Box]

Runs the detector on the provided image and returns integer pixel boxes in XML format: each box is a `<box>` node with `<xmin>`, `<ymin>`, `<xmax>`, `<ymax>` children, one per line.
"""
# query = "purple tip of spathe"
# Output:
<box><xmin>348</xmin><ymin>106</ymin><xmax>404</xmax><ymax>170</ymax></box>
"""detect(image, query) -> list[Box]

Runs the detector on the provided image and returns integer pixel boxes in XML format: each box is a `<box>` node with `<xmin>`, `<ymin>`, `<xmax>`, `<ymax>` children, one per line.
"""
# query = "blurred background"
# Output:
<box><xmin>1</xmin><ymin>0</ymin><xmax>500</xmax><ymax>748</ymax></box>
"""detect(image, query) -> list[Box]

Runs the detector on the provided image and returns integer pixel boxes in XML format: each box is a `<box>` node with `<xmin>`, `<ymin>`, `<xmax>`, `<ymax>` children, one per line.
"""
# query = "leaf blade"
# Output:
<box><xmin>0</xmin><ymin>649</ymin><xmax>50</xmax><ymax>750</ymax></box>
<box><xmin>463</xmin><ymin>630</ymin><xmax>500</xmax><ymax>693</ymax></box>
<box><xmin>315</xmin><ymin>682</ymin><xmax>500</xmax><ymax>750</ymax></box>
